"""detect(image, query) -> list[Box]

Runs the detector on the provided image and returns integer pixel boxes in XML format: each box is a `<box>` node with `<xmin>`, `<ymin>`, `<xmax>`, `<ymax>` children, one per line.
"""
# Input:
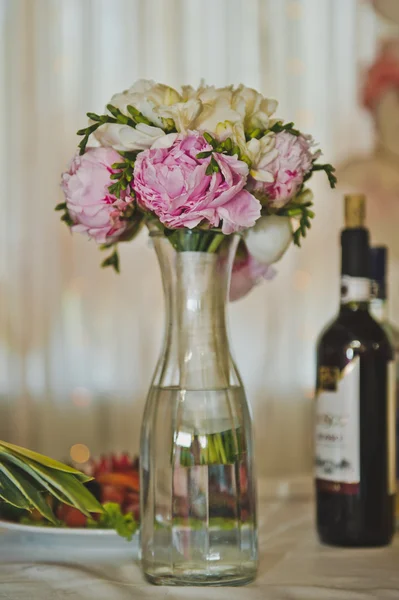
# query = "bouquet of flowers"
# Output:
<box><xmin>59</xmin><ymin>80</ymin><xmax>335</xmax><ymax>299</ymax></box>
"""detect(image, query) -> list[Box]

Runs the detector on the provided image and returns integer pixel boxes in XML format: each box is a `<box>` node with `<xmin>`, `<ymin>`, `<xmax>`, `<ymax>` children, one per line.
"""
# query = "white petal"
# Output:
<box><xmin>151</xmin><ymin>133</ymin><xmax>178</xmax><ymax>149</ymax></box>
<box><xmin>245</xmin><ymin>215</ymin><xmax>293</xmax><ymax>264</ymax></box>
<box><xmin>250</xmin><ymin>168</ymin><xmax>274</xmax><ymax>183</ymax></box>
<box><xmin>94</xmin><ymin>123</ymin><xmax>165</xmax><ymax>151</ymax></box>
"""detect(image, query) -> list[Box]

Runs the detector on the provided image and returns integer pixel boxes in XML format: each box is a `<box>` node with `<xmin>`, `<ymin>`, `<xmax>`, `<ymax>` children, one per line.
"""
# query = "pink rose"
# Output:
<box><xmin>230</xmin><ymin>248</ymin><xmax>276</xmax><ymax>302</ymax></box>
<box><xmin>251</xmin><ymin>132</ymin><xmax>315</xmax><ymax>207</ymax></box>
<box><xmin>61</xmin><ymin>147</ymin><xmax>134</xmax><ymax>244</ymax></box>
<box><xmin>133</xmin><ymin>133</ymin><xmax>260</xmax><ymax>234</ymax></box>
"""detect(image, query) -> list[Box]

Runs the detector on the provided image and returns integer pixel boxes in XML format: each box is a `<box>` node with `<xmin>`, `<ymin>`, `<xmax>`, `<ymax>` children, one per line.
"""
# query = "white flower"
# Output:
<box><xmin>215</xmin><ymin>121</ymin><xmax>247</xmax><ymax>153</ymax></box>
<box><xmin>232</xmin><ymin>84</ymin><xmax>278</xmax><ymax>131</ymax></box>
<box><xmin>94</xmin><ymin>122</ymin><xmax>166</xmax><ymax>151</ymax></box>
<box><xmin>246</xmin><ymin>133</ymin><xmax>278</xmax><ymax>183</ymax></box>
<box><xmin>193</xmin><ymin>94</ymin><xmax>241</xmax><ymax>134</ymax></box>
<box><xmin>109</xmin><ymin>79</ymin><xmax>181</xmax><ymax>128</ymax></box>
<box><xmin>151</xmin><ymin>132</ymin><xmax>178</xmax><ymax>149</ymax></box>
<box><xmin>154</xmin><ymin>99</ymin><xmax>202</xmax><ymax>133</ymax></box>
<box><xmin>245</xmin><ymin>215</ymin><xmax>293</xmax><ymax>264</ymax></box>
<box><xmin>178</xmin><ymin>84</ymin><xmax>242</xmax><ymax>135</ymax></box>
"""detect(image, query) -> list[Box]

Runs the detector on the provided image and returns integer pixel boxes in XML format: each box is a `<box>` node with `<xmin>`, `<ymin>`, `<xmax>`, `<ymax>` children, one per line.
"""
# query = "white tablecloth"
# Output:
<box><xmin>1</xmin><ymin>491</ymin><xmax>399</xmax><ymax>599</ymax></box>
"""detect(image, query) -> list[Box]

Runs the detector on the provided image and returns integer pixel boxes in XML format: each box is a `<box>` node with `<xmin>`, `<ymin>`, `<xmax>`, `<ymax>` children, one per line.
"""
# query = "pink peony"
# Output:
<box><xmin>251</xmin><ymin>132</ymin><xmax>315</xmax><ymax>207</ymax></box>
<box><xmin>61</xmin><ymin>147</ymin><xmax>134</xmax><ymax>244</ymax></box>
<box><xmin>133</xmin><ymin>133</ymin><xmax>260</xmax><ymax>234</ymax></box>
<box><xmin>230</xmin><ymin>250</ymin><xmax>276</xmax><ymax>302</ymax></box>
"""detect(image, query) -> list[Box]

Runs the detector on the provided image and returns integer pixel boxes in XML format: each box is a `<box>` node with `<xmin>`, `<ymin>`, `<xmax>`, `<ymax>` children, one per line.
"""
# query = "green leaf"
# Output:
<box><xmin>205</xmin><ymin>162</ymin><xmax>214</xmax><ymax>176</ymax></box>
<box><xmin>0</xmin><ymin>462</ymin><xmax>56</xmax><ymax>523</ymax></box>
<box><xmin>232</xmin><ymin>145</ymin><xmax>241</xmax><ymax>158</ymax></box>
<box><xmin>10</xmin><ymin>458</ymin><xmax>102</xmax><ymax>517</ymax></box>
<box><xmin>0</xmin><ymin>441</ymin><xmax>91</xmax><ymax>482</ymax></box>
<box><xmin>86</xmin><ymin>112</ymin><xmax>102</xmax><ymax>122</ymax></box>
<box><xmin>0</xmin><ymin>448</ymin><xmax>79</xmax><ymax>510</ymax></box>
<box><xmin>311</xmin><ymin>163</ymin><xmax>337</xmax><ymax>188</ymax></box>
<box><xmin>107</xmin><ymin>104</ymin><xmax>120</xmax><ymax>118</ymax></box>
<box><xmin>210</xmin><ymin>156</ymin><xmax>220</xmax><ymax>173</ymax></box>
<box><xmin>270</xmin><ymin>121</ymin><xmax>300</xmax><ymax>137</ymax></box>
<box><xmin>101</xmin><ymin>249</ymin><xmax>120</xmax><ymax>273</ymax></box>
<box><xmin>55</xmin><ymin>202</ymin><xmax>67</xmax><ymax>212</ymax></box>
<box><xmin>223</xmin><ymin>137</ymin><xmax>232</xmax><ymax>152</ymax></box>
<box><xmin>203</xmin><ymin>132</ymin><xmax>218</xmax><ymax>148</ymax></box>
<box><xmin>0</xmin><ymin>471</ymin><xmax>31</xmax><ymax>511</ymax></box>
<box><xmin>87</xmin><ymin>503</ymin><xmax>138</xmax><ymax>541</ymax></box>
<box><xmin>249</xmin><ymin>128</ymin><xmax>262</xmax><ymax>139</ymax></box>
<box><xmin>196</xmin><ymin>151</ymin><xmax>212</xmax><ymax>159</ymax></box>
<box><xmin>116</xmin><ymin>114</ymin><xmax>129</xmax><ymax>125</ymax></box>
<box><xmin>126</xmin><ymin>104</ymin><xmax>140</xmax><ymax>118</ymax></box>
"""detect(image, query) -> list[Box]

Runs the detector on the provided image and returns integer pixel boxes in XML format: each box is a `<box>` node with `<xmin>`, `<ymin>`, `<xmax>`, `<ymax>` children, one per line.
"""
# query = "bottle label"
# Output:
<box><xmin>341</xmin><ymin>275</ymin><xmax>370</xmax><ymax>304</ymax></box>
<box><xmin>315</xmin><ymin>359</ymin><xmax>360</xmax><ymax>494</ymax></box>
<box><xmin>388</xmin><ymin>361</ymin><xmax>396</xmax><ymax>495</ymax></box>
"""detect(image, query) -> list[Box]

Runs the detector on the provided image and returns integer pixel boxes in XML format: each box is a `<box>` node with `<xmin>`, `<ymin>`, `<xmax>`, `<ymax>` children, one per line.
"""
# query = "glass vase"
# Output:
<box><xmin>140</xmin><ymin>226</ymin><xmax>258</xmax><ymax>586</ymax></box>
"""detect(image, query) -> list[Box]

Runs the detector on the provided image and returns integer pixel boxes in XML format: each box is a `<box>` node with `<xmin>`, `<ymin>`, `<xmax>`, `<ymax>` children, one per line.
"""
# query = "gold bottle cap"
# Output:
<box><xmin>344</xmin><ymin>194</ymin><xmax>366</xmax><ymax>228</ymax></box>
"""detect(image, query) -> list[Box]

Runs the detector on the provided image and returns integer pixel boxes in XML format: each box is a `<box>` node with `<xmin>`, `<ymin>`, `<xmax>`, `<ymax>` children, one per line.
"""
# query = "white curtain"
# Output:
<box><xmin>0</xmin><ymin>0</ymin><xmax>382</xmax><ymax>476</ymax></box>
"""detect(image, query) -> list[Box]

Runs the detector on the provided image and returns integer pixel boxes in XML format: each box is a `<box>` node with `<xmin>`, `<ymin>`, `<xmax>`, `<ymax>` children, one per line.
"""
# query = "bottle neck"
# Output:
<box><xmin>150</xmin><ymin>230</ymin><xmax>239</xmax><ymax>390</ymax></box>
<box><xmin>340</xmin><ymin>275</ymin><xmax>370</xmax><ymax>312</ymax></box>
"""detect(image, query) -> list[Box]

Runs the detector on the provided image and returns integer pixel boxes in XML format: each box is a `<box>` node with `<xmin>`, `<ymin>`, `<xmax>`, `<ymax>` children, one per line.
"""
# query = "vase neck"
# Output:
<box><xmin>151</xmin><ymin>232</ymin><xmax>239</xmax><ymax>390</ymax></box>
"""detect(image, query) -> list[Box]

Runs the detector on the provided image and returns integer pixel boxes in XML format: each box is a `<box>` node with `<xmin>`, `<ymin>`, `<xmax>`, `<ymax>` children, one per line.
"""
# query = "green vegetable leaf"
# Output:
<box><xmin>0</xmin><ymin>448</ymin><xmax>78</xmax><ymax>509</ymax></box>
<box><xmin>14</xmin><ymin>460</ymin><xmax>102</xmax><ymax>517</ymax></box>
<box><xmin>0</xmin><ymin>471</ymin><xmax>32</xmax><ymax>511</ymax></box>
<box><xmin>0</xmin><ymin>441</ymin><xmax>91</xmax><ymax>481</ymax></box>
<box><xmin>87</xmin><ymin>503</ymin><xmax>138</xmax><ymax>541</ymax></box>
<box><xmin>0</xmin><ymin>463</ymin><xmax>56</xmax><ymax>523</ymax></box>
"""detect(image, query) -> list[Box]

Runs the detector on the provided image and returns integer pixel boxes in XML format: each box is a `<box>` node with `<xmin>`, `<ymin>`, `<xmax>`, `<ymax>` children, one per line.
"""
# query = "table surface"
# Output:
<box><xmin>1</xmin><ymin>496</ymin><xmax>399</xmax><ymax>600</ymax></box>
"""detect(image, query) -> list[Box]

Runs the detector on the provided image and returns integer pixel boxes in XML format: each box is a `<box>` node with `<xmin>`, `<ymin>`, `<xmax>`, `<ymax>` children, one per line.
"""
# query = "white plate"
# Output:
<box><xmin>0</xmin><ymin>519</ymin><xmax>139</xmax><ymax>561</ymax></box>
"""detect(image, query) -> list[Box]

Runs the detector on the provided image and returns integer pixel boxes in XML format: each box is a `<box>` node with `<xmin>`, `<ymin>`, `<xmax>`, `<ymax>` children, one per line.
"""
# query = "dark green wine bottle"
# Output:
<box><xmin>315</xmin><ymin>194</ymin><xmax>396</xmax><ymax>547</ymax></box>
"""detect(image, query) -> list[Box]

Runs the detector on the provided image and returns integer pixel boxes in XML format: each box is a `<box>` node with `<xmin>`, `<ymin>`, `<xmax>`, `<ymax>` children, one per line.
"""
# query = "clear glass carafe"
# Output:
<box><xmin>140</xmin><ymin>227</ymin><xmax>258</xmax><ymax>586</ymax></box>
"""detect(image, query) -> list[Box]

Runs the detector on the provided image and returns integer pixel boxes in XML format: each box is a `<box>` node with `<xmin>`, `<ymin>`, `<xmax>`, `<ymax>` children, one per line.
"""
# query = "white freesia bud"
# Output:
<box><xmin>109</xmin><ymin>79</ymin><xmax>181</xmax><ymax>128</ymax></box>
<box><xmin>245</xmin><ymin>215</ymin><xmax>293</xmax><ymax>264</ymax></box>
<box><xmin>154</xmin><ymin>99</ymin><xmax>202</xmax><ymax>133</ymax></box>
<box><xmin>295</xmin><ymin>188</ymin><xmax>314</xmax><ymax>204</ymax></box>
<box><xmin>246</xmin><ymin>133</ymin><xmax>278</xmax><ymax>183</ymax></box>
<box><xmin>215</xmin><ymin>121</ymin><xmax>247</xmax><ymax>153</ymax></box>
<box><xmin>232</xmin><ymin>85</ymin><xmax>278</xmax><ymax>131</ymax></box>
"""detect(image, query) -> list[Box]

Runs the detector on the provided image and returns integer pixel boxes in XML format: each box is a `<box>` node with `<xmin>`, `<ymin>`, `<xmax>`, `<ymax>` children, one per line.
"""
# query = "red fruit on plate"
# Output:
<box><xmin>101</xmin><ymin>484</ymin><xmax>125</xmax><ymax>505</ymax></box>
<box><xmin>57</xmin><ymin>504</ymin><xmax>87</xmax><ymax>528</ymax></box>
<box><xmin>96</xmin><ymin>471</ymin><xmax>139</xmax><ymax>491</ymax></box>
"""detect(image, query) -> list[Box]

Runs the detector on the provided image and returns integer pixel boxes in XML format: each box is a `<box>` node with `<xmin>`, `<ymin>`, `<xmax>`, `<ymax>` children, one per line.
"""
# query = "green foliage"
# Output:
<box><xmin>277</xmin><ymin>197</ymin><xmax>315</xmax><ymax>247</ymax></box>
<box><xmin>197</xmin><ymin>132</ymin><xmax>251</xmax><ymax>170</ymax></box>
<box><xmin>308</xmin><ymin>162</ymin><xmax>337</xmax><ymax>189</ymax></box>
<box><xmin>76</xmin><ymin>104</ymin><xmax>153</xmax><ymax>156</ymax></box>
<box><xmin>101</xmin><ymin>248</ymin><xmax>120</xmax><ymax>273</ymax></box>
<box><xmin>87</xmin><ymin>503</ymin><xmax>138</xmax><ymax>541</ymax></box>
<box><xmin>108</xmin><ymin>152</ymin><xmax>138</xmax><ymax>199</ymax></box>
<box><xmin>0</xmin><ymin>441</ymin><xmax>102</xmax><ymax>523</ymax></box>
<box><xmin>270</xmin><ymin>120</ymin><xmax>301</xmax><ymax>137</ymax></box>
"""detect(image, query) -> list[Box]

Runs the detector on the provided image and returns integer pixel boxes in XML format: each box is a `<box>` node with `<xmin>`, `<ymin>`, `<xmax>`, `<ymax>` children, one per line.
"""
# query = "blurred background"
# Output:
<box><xmin>1</xmin><ymin>0</ymin><xmax>398</xmax><ymax>478</ymax></box>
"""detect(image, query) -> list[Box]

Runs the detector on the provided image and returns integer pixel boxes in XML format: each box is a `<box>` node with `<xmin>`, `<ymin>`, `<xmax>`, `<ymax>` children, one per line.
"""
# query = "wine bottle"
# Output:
<box><xmin>315</xmin><ymin>194</ymin><xmax>395</xmax><ymax>547</ymax></box>
<box><xmin>369</xmin><ymin>246</ymin><xmax>399</xmax><ymax>526</ymax></box>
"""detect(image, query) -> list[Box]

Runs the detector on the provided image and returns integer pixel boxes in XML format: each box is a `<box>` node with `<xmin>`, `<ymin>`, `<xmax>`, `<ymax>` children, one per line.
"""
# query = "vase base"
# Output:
<box><xmin>143</xmin><ymin>566</ymin><xmax>257</xmax><ymax>587</ymax></box>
